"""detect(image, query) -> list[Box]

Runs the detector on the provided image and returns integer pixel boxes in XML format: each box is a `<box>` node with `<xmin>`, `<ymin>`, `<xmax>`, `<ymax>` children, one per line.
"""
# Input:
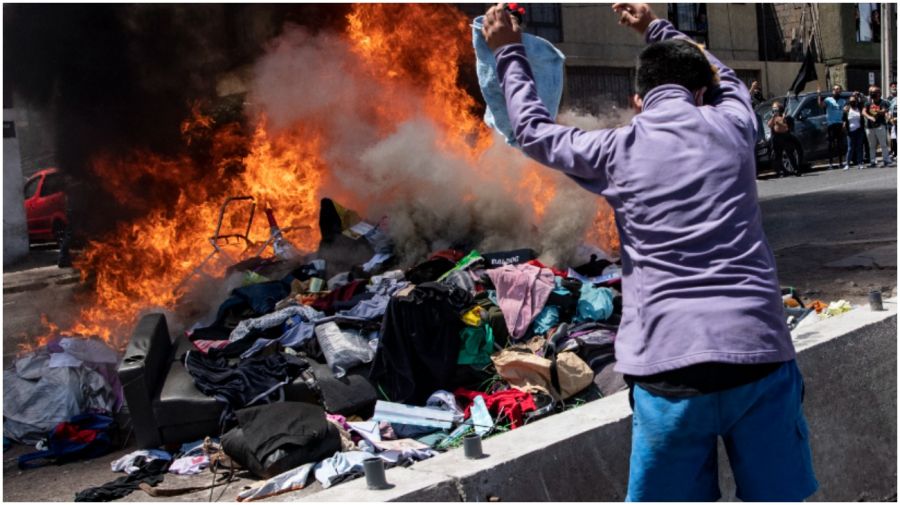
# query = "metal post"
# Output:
<box><xmin>881</xmin><ymin>3</ymin><xmax>893</xmax><ymax>91</ymax></box>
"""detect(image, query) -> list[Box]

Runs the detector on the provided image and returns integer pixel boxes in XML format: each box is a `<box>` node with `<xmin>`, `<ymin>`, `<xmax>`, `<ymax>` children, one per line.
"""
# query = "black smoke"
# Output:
<box><xmin>3</xmin><ymin>4</ymin><xmax>351</xmax><ymax>236</ymax></box>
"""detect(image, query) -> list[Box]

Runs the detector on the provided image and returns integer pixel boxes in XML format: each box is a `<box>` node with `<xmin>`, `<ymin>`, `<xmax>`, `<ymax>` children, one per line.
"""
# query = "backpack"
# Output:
<box><xmin>17</xmin><ymin>413</ymin><xmax>116</xmax><ymax>469</ymax></box>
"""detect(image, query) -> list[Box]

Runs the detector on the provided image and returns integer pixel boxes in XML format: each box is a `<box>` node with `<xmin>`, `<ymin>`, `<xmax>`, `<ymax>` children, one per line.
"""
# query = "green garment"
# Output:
<box><xmin>437</xmin><ymin>250</ymin><xmax>483</xmax><ymax>282</ymax></box>
<box><xmin>458</xmin><ymin>325</ymin><xmax>494</xmax><ymax>367</ymax></box>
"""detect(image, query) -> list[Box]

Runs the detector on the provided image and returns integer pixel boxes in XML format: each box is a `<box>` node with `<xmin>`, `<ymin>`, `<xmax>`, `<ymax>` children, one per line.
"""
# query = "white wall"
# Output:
<box><xmin>4</xmin><ymin>108</ymin><xmax>30</xmax><ymax>266</ymax></box>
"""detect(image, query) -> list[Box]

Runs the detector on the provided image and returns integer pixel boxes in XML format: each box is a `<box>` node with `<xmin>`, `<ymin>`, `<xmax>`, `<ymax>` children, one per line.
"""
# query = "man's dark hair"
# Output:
<box><xmin>635</xmin><ymin>38</ymin><xmax>716</xmax><ymax>98</ymax></box>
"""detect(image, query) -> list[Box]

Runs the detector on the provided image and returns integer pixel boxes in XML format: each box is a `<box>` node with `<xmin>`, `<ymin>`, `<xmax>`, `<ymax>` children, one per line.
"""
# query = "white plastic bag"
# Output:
<box><xmin>314</xmin><ymin>322</ymin><xmax>376</xmax><ymax>378</ymax></box>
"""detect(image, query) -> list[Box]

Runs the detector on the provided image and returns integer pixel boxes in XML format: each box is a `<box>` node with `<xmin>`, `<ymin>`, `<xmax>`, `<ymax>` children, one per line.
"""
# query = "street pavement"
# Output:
<box><xmin>755</xmin><ymin>164</ymin><xmax>897</xmax><ymax>305</ymax></box>
<box><xmin>757</xmin><ymin>163</ymin><xmax>897</xmax><ymax>250</ymax></box>
<box><xmin>2</xmin><ymin>163</ymin><xmax>897</xmax><ymax>501</ymax></box>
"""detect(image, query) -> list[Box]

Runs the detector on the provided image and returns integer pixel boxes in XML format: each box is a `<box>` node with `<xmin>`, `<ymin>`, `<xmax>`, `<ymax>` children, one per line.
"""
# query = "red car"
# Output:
<box><xmin>24</xmin><ymin>168</ymin><xmax>68</xmax><ymax>245</ymax></box>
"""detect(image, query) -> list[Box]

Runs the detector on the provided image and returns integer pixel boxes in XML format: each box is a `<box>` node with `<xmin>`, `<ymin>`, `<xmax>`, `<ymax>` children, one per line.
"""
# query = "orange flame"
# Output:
<box><xmin>37</xmin><ymin>4</ymin><xmax>619</xmax><ymax>349</ymax></box>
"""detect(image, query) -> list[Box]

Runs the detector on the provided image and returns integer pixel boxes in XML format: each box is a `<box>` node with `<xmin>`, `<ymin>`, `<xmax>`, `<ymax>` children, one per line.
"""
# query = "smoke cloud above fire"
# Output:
<box><xmin>248</xmin><ymin>24</ymin><xmax>630</xmax><ymax>266</ymax></box>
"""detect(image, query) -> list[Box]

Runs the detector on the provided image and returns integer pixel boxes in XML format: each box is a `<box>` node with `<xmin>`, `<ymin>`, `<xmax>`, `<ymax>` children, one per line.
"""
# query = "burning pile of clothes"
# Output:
<box><xmin>5</xmin><ymin>197</ymin><xmax>624</xmax><ymax>500</ymax></box>
<box><xmin>149</xmin><ymin>197</ymin><xmax>627</xmax><ymax>496</ymax></box>
<box><xmin>3</xmin><ymin>195</ymin><xmax>868</xmax><ymax>500</ymax></box>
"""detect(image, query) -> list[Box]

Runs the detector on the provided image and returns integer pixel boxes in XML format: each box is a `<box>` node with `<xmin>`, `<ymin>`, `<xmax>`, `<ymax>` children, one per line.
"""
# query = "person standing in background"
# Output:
<box><xmin>818</xmin><ymin>85</ymin><xmax>846</xmax><ymax>169</ymax></box>
<box><xmin>767</xmin><ymin>101</ymin><xmax>798</xmax><ymax>177</ymax></box>
<box><xmin>842</xmin><ymin>95</ymin><xmax>865</xmax><ymax>170</ymax></box>
<box><xmin>888</xmin><ymin>82</ymin><xmax>896</xmax><ymax>158</ymax></box>
<box><xmin>749</xmin><ymin>81</ymin><xmax>765</xmax><ymax>108</ymax></box>
<box><xmin>862</xmin><ymin>86</ymin><xmax>892</xmax><ymax>167</ymax></box>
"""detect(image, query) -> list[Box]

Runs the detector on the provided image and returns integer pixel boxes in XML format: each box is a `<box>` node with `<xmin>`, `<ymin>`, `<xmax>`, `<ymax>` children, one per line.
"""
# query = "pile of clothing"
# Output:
<box><xmin>4</xmin><ymin>337</ymin><xmax>122</xmax><ymax>444</ymax></box>
<box><xmin>164</xmin><ymin>198</ymin><xmax>629</xmax><ymax>493</ymax></box>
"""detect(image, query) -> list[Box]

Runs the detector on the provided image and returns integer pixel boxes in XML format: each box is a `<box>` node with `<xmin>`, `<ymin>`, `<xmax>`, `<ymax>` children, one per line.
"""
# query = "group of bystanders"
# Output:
<box><xmin>818</xmin><ymin>82</ymin><xmax>895</xmax><ymax>170</ymax></box>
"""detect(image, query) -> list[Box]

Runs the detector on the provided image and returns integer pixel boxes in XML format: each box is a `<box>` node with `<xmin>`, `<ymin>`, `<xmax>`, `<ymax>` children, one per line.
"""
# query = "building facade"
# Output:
<box><xmin>459</xmin><ymin>3</ymin><xmax>896</xmax><ymax>113</ymax></box>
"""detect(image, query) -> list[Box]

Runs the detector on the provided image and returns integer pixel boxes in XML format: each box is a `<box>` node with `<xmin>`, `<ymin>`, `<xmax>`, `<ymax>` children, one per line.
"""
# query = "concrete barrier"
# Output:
<box><xmin>296</xmin><ymin>300</ymin><xmax>897</xmax><ymax>502</ymax></box>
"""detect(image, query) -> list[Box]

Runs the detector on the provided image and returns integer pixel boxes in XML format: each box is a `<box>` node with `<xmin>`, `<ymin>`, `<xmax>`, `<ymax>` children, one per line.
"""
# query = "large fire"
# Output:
<box><xmin>41</xmin><ymin>4</ymin><xmax>620</xmax><ymax>349</ymax></box>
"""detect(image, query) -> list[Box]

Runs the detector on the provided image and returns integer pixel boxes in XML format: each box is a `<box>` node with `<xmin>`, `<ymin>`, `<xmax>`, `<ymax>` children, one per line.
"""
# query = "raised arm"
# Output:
<box><xmin>494</xmin><ymin>44</ymin><xmax>617</xmax><ymax>188</ymax></box>
<box><xmin>483</xmin><ymin>3</ymin><xmax>616</xmax><ymax>192</ymax></box>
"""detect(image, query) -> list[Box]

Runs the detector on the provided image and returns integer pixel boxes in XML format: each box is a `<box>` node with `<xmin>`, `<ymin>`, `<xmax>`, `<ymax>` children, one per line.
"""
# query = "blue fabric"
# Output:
<box><xmin>532</xmin><ymin>305</ymin><xmax>559</xmax><ymax>335</ymax></box>
<box><xmin>471</xmin><ymin>15</ymin><xmax>565</xmax><ymax>146</ymax></box>
<box><xmin>239</xmin><ymin>314</ymin><xmax>317</xmax><ymax>359</ymax></box>
<box><xmin>532</xmin><ymin>277</ymin><xmax>571</xmax><ymax>334</ymax></box>
<box><xmin>18</xmin><ymin>413</ymin><xmax>115</xmax><ymax>469</ymax></box>
<box><xmin>573</xmin><ymin>284</ymin><xmax>614</xmax><ymax>323</ymax></box>
<box><xmin>214</xmin><ymin>280</ymin><xmax>291</xmax><ymax>325</ymax></box>
<box><xmin>626</xmin><ymin>360</ymin><xmax>818</xmax><ymax>502</ymax></box>
<box><xmin>823</xmin><ymin>96</ymin><xmax>846</xmax><ymax>125</ymax></box>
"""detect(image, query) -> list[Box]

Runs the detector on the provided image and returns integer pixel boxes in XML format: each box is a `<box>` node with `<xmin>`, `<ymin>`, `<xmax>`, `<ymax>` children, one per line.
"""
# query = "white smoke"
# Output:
<box><xmin>248</xmin><ymin>26</ymin><xmax>630</xmax><ymax>267</ymax></box>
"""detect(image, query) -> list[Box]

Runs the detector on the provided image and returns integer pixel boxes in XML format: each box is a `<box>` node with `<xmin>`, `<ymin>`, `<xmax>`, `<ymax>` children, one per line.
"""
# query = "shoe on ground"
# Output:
<box><xmin>842</xmin><ymin>164</ymin><xmax>850</xmax><ymax>170</ymax></box>
<box><xmin>869</xmin><ymin>163</ymin><xmax>877</xmax><ymax>168</ymax></box>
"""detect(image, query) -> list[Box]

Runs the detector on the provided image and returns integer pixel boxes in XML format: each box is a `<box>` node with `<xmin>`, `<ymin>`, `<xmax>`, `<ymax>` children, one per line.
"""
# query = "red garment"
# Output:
<box><xmin>54</xmin><ymin>422</ymin><xmax>98</xmax><ymax>444</ymax></box>
<box><xmin>525</xmin><ymin>259</ymin><xmax>567</xmax><ymax>278</ymax></box>
<box><xmin>429</xmin><ymin>249</ymin><xmax>465</xmax><ymax>263</ymax></box>
<box><xmin>310</xmin><ymin>280</ymin><xmax>367</xmax><ymax>313</ymax></box>
<box><xmin>454</xmin><ymin>387</ymin><xmax>537</xmax><ymax>429</ymax></box>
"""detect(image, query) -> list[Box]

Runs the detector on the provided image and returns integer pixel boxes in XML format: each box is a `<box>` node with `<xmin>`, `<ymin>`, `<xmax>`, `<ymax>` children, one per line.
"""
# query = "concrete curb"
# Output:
<box><xmin>3</xmin><ymin>266</ymin><xmax>80</xmax><ymax>294</ymax></box>
<box><xmin>295</xmin><ymin>300</ymin><xmax>897</xmax><ymax>502</ymax></box>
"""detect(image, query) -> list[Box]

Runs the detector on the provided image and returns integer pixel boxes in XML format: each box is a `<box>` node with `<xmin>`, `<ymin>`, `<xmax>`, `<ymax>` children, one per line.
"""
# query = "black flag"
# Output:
<box><xmin>790</xmin><ymin>44</ymin><xmax>818</xmax><ymax>96</ymax></box>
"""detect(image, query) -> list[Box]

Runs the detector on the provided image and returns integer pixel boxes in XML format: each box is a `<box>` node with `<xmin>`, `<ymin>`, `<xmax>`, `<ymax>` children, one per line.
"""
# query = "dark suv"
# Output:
<box><xmin>754</xmin><ymin>91</ymin><xmax>854</xmax><ymax>176</ymax></box>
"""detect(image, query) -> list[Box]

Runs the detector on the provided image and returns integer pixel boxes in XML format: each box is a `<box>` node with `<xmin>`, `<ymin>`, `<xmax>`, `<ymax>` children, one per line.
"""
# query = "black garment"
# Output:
<box><xmin>771</xmin><ymin>132</ymin><xmax>799</xmax><ymax>177</ymax></box>
<box><xmin>369</xmin><ymin>282</ymin><xmax>474</xmax><ymax>405</ymax></box>
<box><xmin>405</xmin><ymin>257</ymin><xmax>457</xmax><ymax>284</ymax></box>
<box><xmin>74</xmin><ymin>457</ymin><xmax>168</xmax><ymax>502</ymax></box>
<box><xmin>624</xmin><ymin>361</ymin><xmax>785</xmax><ymax>398</ymax></box>
<box><xmin>318</xmin><ymin>198</ymin><xmax>345</xmax><ymax>243</ymax></box>
<box><xmin>826</xmin><ymin>123</ymin><xmax>845</xmax><ymax>164</ymax></box>
<box><xmin>481</xmin><ymin>248</ymin><xmax>537</xmax><ymax>268</ymax></box>
<box><xmin>221</xmin><ymin>402</ymin><xmax>341</xmax><ymax>478</ymax></box>
<box><xmin>572</xmin><ymin>256</ymin><xmax>612</xmax><ymax>277</ymax></box>
<box><xmin>864</xmin><ymin>98</ymin><xmax>889</xmax><ymax>128</ymax></box>
<box><xmin>751</xmin><ymin>90</ymin><xmax>765</xmax><ymax>109</ymax></box>
<box><xmin>545</xmin><ymin>284</ymin><xmax>579</xmax><ymax>321</ymax></box>
<box><xmin>184</xmin><ymin>351</ymin><xmax>309</xmax><ymax>424</ymax></box>
<box><xmin>211</xmin><ymin>280</ymin><xmax>292</xmax><ymax>330</ymax></box>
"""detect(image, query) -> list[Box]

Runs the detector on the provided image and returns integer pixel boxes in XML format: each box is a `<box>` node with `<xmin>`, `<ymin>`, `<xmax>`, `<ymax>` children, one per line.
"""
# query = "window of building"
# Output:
<box><xmin>668</xmin><ymin>4</ymin><xmax>709</xmax><ymax>47</ymax></box>
<box><xmin>525</xmin><ymin>4</ymin><xmax>562</xmax><ymax>43</ymax></box>
<box><xmin>856</xmin><ymin>4</ymin><xmax>881</xmax><ymax>42</ymax></box>
<box><xmin>565</xmin><ymin>66</ymin><xmax>635</xmax><ymax>112</ymax></box>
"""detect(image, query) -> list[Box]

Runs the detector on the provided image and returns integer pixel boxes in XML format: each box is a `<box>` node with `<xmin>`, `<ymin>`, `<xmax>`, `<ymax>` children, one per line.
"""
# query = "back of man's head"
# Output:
<box><xmin>635</xmin><ymin>38</ymin><xmax>716</xmax><ymax>99</ymax></box>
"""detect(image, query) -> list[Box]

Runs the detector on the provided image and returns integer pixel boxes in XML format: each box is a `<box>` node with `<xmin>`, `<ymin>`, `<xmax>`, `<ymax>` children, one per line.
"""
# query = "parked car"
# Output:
<box><xmin>754</xmin><ymin>91</ymin><xmax>854</xmax><ymax>176</ymax></box>
<box><xmin>24</xmin><ymin>168</ymin><xmax>68</xmax><ymax>246</ymax></box>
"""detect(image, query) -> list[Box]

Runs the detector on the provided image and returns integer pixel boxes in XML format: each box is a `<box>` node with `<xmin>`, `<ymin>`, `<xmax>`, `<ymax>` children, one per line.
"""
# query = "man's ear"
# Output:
<box><xmin>694</xmin><ymin>86</ymin><xmax>707</xmax><ymax>106</ymax></box>
<box><xmin>632</xmin><ymin>94</ymin><xmax>643</xmax><ymax>112</ymax></box>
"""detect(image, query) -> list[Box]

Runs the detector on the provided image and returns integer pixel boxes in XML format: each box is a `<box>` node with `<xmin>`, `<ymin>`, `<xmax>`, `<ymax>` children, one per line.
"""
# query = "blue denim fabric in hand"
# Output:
<box><xmin>471</xmin><ymin>15</ymin><xmax>565</xmax><ymax>146</ymax></box>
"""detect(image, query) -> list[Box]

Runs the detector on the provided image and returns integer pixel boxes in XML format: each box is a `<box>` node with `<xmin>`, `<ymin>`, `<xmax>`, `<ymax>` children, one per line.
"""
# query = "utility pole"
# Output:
<box><xmin>882</xmin><ymin>2</ymin><xmax>893</xmax><ymax>92</ymax></box>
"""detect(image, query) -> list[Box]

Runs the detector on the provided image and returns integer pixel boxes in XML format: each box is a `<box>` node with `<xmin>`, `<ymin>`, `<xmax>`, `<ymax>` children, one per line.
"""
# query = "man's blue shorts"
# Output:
<box><xmin>626</xmin><ymin>360</ymin><xmax>818</xmax><ymax>502</ymax></box>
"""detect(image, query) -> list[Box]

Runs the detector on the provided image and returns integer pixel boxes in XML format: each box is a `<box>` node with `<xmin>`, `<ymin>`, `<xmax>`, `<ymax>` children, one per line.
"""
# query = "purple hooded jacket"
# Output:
<box><xmin>494</xmin><ymin>19</ymin><xmax>795</xmax><ymax>376</ymax></box>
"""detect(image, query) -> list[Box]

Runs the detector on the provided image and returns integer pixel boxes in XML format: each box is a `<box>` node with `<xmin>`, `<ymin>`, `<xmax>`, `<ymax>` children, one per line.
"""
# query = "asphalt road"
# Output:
<box><xmin>756</xmin><ymin>165</ymin><xmax>897</xmax><ymax>251</ymax></box>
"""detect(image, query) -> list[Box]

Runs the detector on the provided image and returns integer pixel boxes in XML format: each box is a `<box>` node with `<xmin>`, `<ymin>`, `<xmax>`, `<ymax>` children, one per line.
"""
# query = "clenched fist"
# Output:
<box><xmin>482</xmin><ymin>3</ymin><xmax>522</xmax><ymax>52</ymax></box>
<box><xmin>612</xmin><ymin>3</ymin><xmax>657</xmax><ymax>36</ymax></box>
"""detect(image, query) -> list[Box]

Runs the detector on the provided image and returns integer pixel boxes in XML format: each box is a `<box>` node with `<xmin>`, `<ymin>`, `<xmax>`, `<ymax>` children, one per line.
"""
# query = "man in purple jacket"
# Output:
<box><xmin>483</xmin><ymin>3</ymin><xmax>817</xmax><ymax>501</ymax></box>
